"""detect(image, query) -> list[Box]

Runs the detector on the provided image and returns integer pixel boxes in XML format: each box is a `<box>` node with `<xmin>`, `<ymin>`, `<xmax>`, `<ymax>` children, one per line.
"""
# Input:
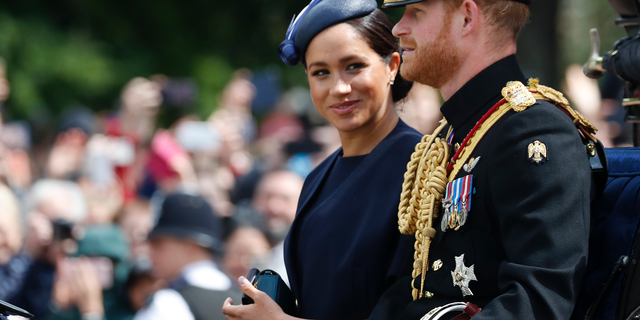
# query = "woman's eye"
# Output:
<box><xmin>347</xmin><ymin>63</ymin><xmax>365</xmax><ymax>71</ymax></box>
<box><xmin>312</xmin><ymin>69</ymin><xmax>329</xmax><ymax>76</ymax></box>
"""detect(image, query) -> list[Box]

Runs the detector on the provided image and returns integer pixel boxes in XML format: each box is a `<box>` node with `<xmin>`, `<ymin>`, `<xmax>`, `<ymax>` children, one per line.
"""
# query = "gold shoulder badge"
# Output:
<box><xmin>502</xmin><ymin>81</ymin><xmax>536</xmax><ymax>112</ymax></box>
<box><xmin>528</xmin><ymin>140</ymin><xmax>547</xmax><ymax>164</ymax></box>
<box><xmin>528</xmin><ymin>78</ymin><xmax>569</xmax><ymax>106</ymax></box>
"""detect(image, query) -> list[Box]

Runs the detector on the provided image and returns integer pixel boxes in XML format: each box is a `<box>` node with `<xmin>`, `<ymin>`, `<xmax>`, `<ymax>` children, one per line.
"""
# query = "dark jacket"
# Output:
<box><xmin>284</xmin><ymin>120</ymin><xmax>422</xmax><ymax>320</ymax></box>
<box><xmin>370</xmin><ymin>55</ymin><xmax>592</xmax><ymax>320</ymax></box>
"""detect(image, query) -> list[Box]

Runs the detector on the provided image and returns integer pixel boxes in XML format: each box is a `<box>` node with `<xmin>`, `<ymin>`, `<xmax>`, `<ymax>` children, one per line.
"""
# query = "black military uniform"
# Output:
<box><xmin>369</xmin><ymin>55</ymin><xmax>593</xmax><ymax>320</ymax></box>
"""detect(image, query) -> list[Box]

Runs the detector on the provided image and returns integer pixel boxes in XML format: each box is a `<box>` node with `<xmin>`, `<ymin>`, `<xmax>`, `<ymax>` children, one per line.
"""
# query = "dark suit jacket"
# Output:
<box><xmin>284</xmin><ymin>120</ymin><xmax>422</xmax><ymax>320</ymax></box>
<box><xmin>370</xmin><ymin>55</ymin><xmax>592</xmax><ymax>320</ymax></box>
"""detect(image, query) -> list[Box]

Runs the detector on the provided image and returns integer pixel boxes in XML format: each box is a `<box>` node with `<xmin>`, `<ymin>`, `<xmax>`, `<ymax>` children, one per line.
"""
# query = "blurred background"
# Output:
<box><xmin>0</xmin><ymin>0</ymin><xmax>634</xmax><ymax>319</ymax></box>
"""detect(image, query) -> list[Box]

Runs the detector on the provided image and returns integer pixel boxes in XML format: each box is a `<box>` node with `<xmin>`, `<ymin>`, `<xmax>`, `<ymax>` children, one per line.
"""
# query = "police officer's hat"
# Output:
<box><xmin>278</xmin><ymin>0</ymin><xmax>377</xmax><ymax>66</ymax></box>
<box><xmin>381</xmin><ymin>0</ymin><xmax>531</xmax><ymax>9</ymax></box>
<box><xmin>148</xmin><ymin>193</ymin><xmax>223</xmax><ymax>253</ymax></box>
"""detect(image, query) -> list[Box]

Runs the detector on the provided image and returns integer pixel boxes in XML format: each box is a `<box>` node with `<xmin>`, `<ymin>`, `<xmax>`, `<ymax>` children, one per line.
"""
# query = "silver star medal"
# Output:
<box><xmin>451</xmin><ymin>254</ymin><xmax>477</xmax><ymax>297</ymax></box>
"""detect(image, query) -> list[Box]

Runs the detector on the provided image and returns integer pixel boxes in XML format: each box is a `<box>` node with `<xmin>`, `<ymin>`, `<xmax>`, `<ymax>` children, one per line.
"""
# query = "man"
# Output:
<box><xmin>251</xmin><ymin>170</ymin><xmax>303</xmax><ymax>284</ymax></box>
<box><xmin>370</xmin><ymin>0</ymin><xmax>597</xmax><ymax>319</ymax></box>
<box><xmin>47</xmin><ymin>225</ymin><xmax>134</xmax><ymax>320</ymax></box>
<box><xmin>134</xmin><ymin>193</ymin><xmax>240</xmax><ymax>320</ymax></box>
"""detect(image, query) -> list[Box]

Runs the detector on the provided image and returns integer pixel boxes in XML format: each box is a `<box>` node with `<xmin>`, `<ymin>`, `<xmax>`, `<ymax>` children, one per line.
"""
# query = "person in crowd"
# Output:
<box><xmin>117</xmin><ymin>201</ymin><xmax>154</xmax><ymax>262</ymax></box>
<box><xmin>250</xmin><ymin>170</ymin><xmax>303</xmax><ymax>284</ymax></box>
<box><xmin>125</xmin><ymin>261</ymin><xmax>163</xmax><ymax>313</ymax></box>
<box><xmin>222</xmin><ymin>226</ymin><xmax>271</xmax><ymax>283</ymax></box>
<box><xmin>135</xmin><ymin>192</ymin><xmax>241</xmax><ymax>320</ymax></box>
<box><xmin>367</xmin><ymin>0</ymin><xmax>595</xmax><ymax>319</ymax></box>
<box><xmin>9</xmin><ymin>179</ymin><xmax>88</xmax><ymax>318</ymax></box>
<box><xmin>47</xmin><ymin>224</ymin><xmax>135</xmax><ymax>320</ymax></box>
<box><xmin>222</xmin><ymin>0</ymin><xmax>421</xmax><ymax>319</ymax></box>
<box><xmin>0</xmin><ymin>183</ymin><xmax>28</xmax><ymax>302</ymax></box>
<box><xmin>46</xmin><ymin>107</ymin><xmax>95</xmax><ymax>181</ymax></box>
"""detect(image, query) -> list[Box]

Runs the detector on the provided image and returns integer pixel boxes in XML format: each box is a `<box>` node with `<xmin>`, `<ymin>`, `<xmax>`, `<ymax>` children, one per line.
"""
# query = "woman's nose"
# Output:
<box><xmin>330</xmin><ymin>77</ymin><xmax>351</xmax><ymax>96</ymax></box>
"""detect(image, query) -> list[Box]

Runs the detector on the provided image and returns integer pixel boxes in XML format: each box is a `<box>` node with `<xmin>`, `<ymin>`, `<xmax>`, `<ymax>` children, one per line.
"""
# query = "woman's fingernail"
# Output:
<box><xmin>239</xmin><ymin>276</ymin><xmax>247</xmax><ymax>285</ymax></box>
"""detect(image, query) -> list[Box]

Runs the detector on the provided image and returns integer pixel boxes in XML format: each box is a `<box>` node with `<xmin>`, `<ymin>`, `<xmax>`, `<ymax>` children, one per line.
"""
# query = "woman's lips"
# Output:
<box><xmin>330</xmin><ymin>100</ymin><xmax>359</xmax><ymax>115</ymax></box>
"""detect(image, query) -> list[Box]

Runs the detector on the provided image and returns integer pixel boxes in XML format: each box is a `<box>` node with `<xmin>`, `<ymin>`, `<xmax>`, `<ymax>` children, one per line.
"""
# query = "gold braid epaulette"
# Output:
<box><xmin>397</xmin><ymin>78</ymin><xmax>598</xmax><ymax>301</ymax></box>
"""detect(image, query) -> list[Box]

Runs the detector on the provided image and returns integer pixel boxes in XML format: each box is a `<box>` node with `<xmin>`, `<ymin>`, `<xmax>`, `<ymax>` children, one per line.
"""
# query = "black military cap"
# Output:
<box><xmin>148</xmin><ymin>193</ymin><xmax>223</xmax><ymax>252</ymax></box>
<box><xmin>278</xmin><ymin>0</ymin><xmax>377</xmax><ymax>66</ymax></box>
<box><xmin>382</xmin><ymin>0</ymin><xmax>531</xmax><ymax>8</ymax></box>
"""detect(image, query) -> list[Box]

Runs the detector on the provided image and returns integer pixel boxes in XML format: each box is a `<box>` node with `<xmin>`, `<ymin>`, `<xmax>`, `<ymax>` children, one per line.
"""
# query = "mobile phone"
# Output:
<box><xmin>175</xmin><ymin>121</ymin><xmax>221</xmax><ymax>153</ymax></box>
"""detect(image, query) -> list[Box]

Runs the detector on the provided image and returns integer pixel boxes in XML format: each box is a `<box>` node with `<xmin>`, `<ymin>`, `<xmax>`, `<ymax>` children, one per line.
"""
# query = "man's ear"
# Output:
<box><xmin>460</xmin><ymin>0</ymin><xmax>479</xmax><ymax>37</ymax></box>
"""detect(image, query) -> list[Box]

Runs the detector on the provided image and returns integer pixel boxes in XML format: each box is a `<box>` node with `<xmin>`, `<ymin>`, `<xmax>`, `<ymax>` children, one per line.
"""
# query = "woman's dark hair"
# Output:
<box><xmin>346</xmin><ymin>9</ymin><xmax>413</xmax><ymax>102</ymax></box>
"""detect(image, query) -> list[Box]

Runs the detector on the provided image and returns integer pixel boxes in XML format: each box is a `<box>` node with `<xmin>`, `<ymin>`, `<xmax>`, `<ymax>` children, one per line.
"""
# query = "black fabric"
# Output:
<box><xmin>309</xmin><ymin>153</ymin><xmax>366</xmax><ymax>208</ymax></box>
<box><xmin>370</xmin><ymin>55</ymin><xmax>592</xmax><ymax>320</ymax></box>
<box><xmin>177</xmin><ymin>285</ymin><xmax>242</xmax><ymax>320</ymax></box>
<box><xmin>284</xmin><ymin>120</ymin><xmax>421</xmax><ymax>320</ymax></box>
<box><xmin>148</xmin><ymin>193</ymin><xmax>223</xmax><ymax>252</ymax></box>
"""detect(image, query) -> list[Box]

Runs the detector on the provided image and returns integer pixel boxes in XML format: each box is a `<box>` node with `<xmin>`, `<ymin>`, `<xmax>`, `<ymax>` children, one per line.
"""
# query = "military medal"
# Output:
<box><xmin>452</xmin><ymin>254</ymin><xmax>477</xmax><ymax>297</ymax></box>
<box><xmin>441</xmin><ymin>175</ymin><xmax>473</xmax><ymax>232</ymax></box>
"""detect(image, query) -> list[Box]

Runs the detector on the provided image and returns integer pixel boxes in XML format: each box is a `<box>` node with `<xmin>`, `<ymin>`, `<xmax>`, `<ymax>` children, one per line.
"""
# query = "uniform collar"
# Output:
<box><xmin>440</xmin><ymin>55</ymin><xmax>526</xmax><ymax>144</ymax></box>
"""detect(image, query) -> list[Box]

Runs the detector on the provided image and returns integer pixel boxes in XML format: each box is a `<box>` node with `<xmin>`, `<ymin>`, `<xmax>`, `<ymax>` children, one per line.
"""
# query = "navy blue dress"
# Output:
<box><xmin>284</xmin><ymin>119</ymin><xmax>422</xmax><ymax>320</ymax></box>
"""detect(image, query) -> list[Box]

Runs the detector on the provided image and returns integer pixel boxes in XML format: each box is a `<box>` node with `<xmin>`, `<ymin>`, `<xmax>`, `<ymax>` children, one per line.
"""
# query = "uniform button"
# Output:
<box><xmin>425</xmin><ymin>291</ymin><xmax>434</xmax><ymax>298</ymax></box>
<box><xmin>432</xmin><ymin>259</ymin><xmax>443</xmax><ymax>271</ymax></box>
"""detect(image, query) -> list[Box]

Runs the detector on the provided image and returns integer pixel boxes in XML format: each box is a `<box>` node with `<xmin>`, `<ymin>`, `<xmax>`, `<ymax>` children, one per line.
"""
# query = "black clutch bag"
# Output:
<box><xmin>241</xmin><ymin>268</ymin><xmax>297</xmax><ymax>316</ymax></box>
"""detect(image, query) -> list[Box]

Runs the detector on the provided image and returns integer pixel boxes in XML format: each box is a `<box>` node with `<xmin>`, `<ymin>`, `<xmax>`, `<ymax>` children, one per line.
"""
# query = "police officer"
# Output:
<box><xmin>369</xmin><ymin>0</ymin><xmax>597</xmax><ymax>319</ymax></box>
<box><xmin>134</xmin><ymin>193</ymin><xmax>240</xmax><ymax>320</ymax></box>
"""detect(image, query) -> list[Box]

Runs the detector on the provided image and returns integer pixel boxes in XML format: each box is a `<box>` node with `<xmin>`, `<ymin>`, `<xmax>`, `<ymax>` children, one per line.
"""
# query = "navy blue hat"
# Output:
<box><xmin>381</xmin><ymin>0</ymin><xmax>530</xmax><ymax>8</ymax></box>
<box><xmin>278</xmin><ymin>0</ymin><xmax>377</xmax><ymax>66</ymax></box>
<box><xmin>148</xmin><ymin>193</ymin><xmax>223</xmax><ymax>252</ymax></box>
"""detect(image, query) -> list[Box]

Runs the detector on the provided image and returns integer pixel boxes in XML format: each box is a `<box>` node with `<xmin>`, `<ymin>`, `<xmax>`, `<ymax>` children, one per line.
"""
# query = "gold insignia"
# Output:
<box><xmin>502</xmin><ymin>81</ymin><xmax>536</xmax><ymax>112</ymax></box>
<box><xmin>432</xmin><ymin>259</ymin><xmax>443</xmax><ymax>271</ymax></box>
<box><xmin>424</xmin><ymin>291</ymin><xmax>434</xmax><ymax>299</ymax></box>
<box><xmin>528</xmin><ymin>140</ymin><xmax>547</xmax><ymax>164</ymax></box>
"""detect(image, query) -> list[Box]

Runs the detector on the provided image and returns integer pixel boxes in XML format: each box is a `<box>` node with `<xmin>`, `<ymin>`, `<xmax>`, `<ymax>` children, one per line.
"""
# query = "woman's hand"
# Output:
<box><xmin>222</xmin><ymin>276</ymin><xmax>293</xmax><ymax>320</ymax></box>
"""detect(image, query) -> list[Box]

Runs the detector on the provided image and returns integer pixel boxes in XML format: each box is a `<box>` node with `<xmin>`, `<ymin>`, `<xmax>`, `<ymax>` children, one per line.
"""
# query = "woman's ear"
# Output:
<box><xmin>388</xmin><ymin>52</ymin><xmax>401</xmax><ymax>81</ymax></box>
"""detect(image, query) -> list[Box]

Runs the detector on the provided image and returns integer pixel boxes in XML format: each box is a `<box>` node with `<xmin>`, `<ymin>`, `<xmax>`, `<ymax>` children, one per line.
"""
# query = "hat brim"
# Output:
<box><xmin>148</xmin><ymin>227</ymin><xmax>224</xmax><ymax>253</ymax></box>
<box><xmin>381</xmin><ymin>0</ymin><xmax>427</xmax><ymax>8</ymax></box>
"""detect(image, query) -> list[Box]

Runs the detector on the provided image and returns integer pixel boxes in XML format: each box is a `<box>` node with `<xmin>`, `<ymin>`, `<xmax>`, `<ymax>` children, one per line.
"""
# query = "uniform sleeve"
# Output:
<box><xmin>134</xmin><ymin>289</ymin><xmax>195</xmax><ymax>320</ymax></box>
<box><xmin>474</xmin><ymin>105</ymin><xmax>591</xmax><ymax>320</ymax></box>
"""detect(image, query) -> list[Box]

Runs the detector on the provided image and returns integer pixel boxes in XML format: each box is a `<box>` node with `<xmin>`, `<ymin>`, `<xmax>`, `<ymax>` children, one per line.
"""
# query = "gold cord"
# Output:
<box><xmin>397</xmin><ymin>120</ymin><xmax>451</xmax><ymax>300</ymax></box>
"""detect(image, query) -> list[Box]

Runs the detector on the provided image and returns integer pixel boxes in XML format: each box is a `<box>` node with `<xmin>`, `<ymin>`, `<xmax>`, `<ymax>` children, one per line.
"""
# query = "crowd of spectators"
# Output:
<box><xmin>0</xmin><ymin>60</ymin><xmax>629</xmax><ymax>319</ymax></box>
<box><xmin>0</xmin><ymin>67</ymin><xmax>357</xmax><ymax>319</ymax></box>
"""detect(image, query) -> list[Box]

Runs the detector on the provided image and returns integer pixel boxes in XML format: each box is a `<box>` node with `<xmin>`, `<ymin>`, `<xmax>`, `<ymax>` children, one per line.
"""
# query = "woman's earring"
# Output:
<box><xmin>389</xmin><ymin>79</ymin><xmax>395</xmax><ymax>86</ymax></box>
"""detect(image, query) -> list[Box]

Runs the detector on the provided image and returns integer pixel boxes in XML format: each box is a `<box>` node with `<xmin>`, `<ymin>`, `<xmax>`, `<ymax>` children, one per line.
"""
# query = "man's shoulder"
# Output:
<box><xmin>496</xmin><ymin>99</ymin><xmax>583</xmax><ymax>139</ymax></box>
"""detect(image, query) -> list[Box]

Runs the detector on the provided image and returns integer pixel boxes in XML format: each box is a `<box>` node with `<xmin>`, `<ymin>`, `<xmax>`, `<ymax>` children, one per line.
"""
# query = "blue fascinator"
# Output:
<box><xmin>278</xmin><ymin>0</ymin><xmax>378</xmax><ymax>66</ymax></box>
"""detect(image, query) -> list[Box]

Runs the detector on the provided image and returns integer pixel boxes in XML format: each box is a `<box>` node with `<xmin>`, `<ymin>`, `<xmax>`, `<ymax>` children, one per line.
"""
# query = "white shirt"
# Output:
<box><xmin>266</xmin><ymin>241</ymin><xmax>289</xmax><ymax>286</ymax></box>
<box><xmin>133</xmin><ymin>260</ymin><xmax>231</xmax><ymax>320</ymax></box>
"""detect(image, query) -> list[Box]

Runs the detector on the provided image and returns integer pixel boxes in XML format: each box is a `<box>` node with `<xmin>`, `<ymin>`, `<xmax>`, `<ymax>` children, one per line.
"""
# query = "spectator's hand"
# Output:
<box><xmin>221</xmin><ymin>276</ymin><xmax>294</xmax><ymax>320</ymax></box>
<box><xmin>68</xmin><ymin>258</ymin><xmax>105</xmax><ymax>316</ymax></box>
<box><xmin>121</xmin><ymin>77</ymin><xmax>162</xmax><ymax>117</ymax></box>
<box><xmin>23</xmin><ymin>212</ymin><xmax>53</xmax><ymax>257</ymax></box>
<box><xmin>52</xmin><ymin>258</ymin><xmax>73</xmax><ymax>309</ymax></box>
<box><xmin>46</xmin><ymin>129</ymin><xmax>87</xmax><ymax>179</ymax></box>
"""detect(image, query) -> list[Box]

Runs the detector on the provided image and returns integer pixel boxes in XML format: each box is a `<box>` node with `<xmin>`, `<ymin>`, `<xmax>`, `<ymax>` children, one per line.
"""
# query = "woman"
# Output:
<box><xmin>223</xmin><ymin>0</ymin><xmax>422</xmax><ymax>319</ymax></box>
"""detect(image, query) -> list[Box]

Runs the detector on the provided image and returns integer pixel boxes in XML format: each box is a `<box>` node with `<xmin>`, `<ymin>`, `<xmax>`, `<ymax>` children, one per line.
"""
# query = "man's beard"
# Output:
<box><xmin>399</xmin><ymin>15</ymin><xmax>463</xmax><ymax>89</ymax></box>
